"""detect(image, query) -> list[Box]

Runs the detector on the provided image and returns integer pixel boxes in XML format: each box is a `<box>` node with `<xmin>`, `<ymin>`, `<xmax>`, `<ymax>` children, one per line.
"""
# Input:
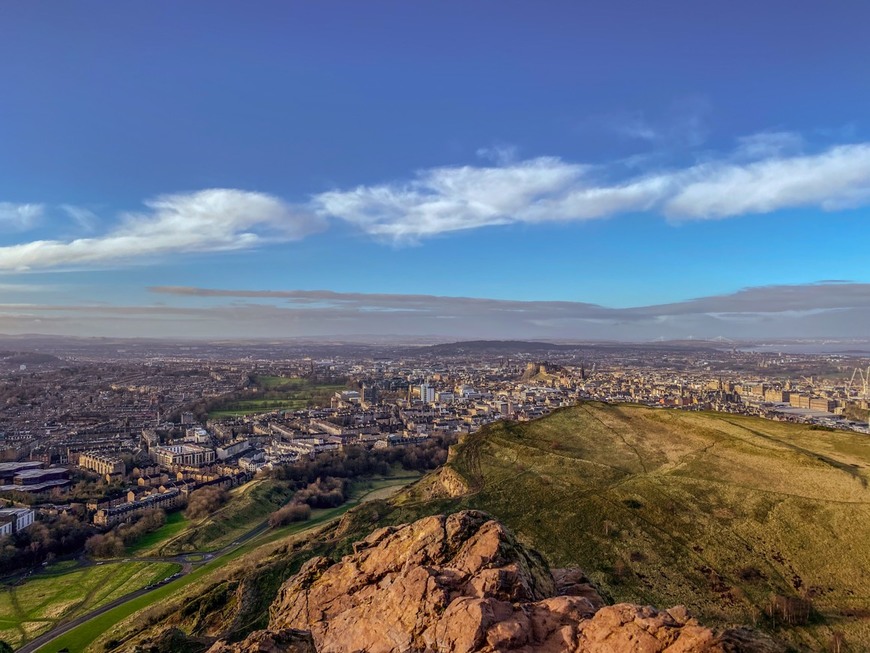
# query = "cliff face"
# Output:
<box><xmin>207</xmin><ymin>511</ymin><xmax>781</xmax><ymax>653</ymax></box>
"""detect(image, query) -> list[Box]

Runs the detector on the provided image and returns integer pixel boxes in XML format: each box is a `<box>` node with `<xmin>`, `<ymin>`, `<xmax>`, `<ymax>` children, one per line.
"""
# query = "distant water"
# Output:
<box><xmin>738</xmin><ymin>343</ymin><xmax>870</xmax><ymax>356</ymax></box>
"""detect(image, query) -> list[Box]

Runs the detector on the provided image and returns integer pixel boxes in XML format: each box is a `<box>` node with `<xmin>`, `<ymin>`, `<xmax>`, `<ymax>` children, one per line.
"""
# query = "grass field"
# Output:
<box><xmin>127</xmin><ymin>511</ymin><xmax>188</xmax><ymax>556</ymax></box>
<box><xmin>155</xmin><ymin>478</ymin><xmax>295</xmax><ymax>555</ymax></box>
<box><xmin>414</xmin><ymin>403</ymin><xmax>870</xmax><ymax>651</ymax></box>
<box><xmin>256</xmin><ymin>375</ymin><xmax>303</xmax><ymax>389</ymax></box>
<box><xmin>0</xmin><ymin>561</ymin><xmax>179</xmax><ymax>650</ymax></box>
<box><xmin>155</xmin><ymin>473</ymin><xmax>420</xmax><ymax>556</ymax></box>
<box><xmin>36</xmin><ymin>476</ymin><xmax>417</xmax><ymax>653</ymax></box>
<box><xmin>208</xmin><ymin>376</ymin><xmax>345</xmax><ymax>419</ymax></box>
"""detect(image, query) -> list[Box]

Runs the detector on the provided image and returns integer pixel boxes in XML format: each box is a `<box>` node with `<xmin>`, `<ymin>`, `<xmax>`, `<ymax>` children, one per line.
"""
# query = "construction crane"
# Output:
<box><xmin>845</xmin><ymin>366</ymin><xmax>870</xmax><ymax>400</ymax></box>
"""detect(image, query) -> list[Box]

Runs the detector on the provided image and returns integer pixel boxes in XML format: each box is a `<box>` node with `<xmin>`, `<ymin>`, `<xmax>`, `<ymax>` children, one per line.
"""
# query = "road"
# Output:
<box><xmin>14</xmin><ymin>522</ymin><xmax>269</xmax><ymax>653</ymax></box>
<box><xmin>16</xmin><ymin>563</ymin><xmax>191</xmax><ymax>653</ymax></box>
<box><xmin>13</xmin><ymin>479</ymin><xmax>412</xmax><ymax>653</ymax></box>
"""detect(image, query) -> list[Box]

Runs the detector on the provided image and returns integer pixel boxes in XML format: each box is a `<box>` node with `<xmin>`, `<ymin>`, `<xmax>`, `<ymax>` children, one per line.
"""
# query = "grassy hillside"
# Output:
<box><xmin>154</xmin><ymin>479</ymin><xmax>296</xmax><ymax>555</ymax></box>
<box><xmin>0</xmin><ymin>561</ymin><xmax>179</xmax><ymax>649</ymax></box>
<box><xmin>87</xmin><ymin>403</ymin><xmax>870</xmax><ymax>652</ymax></box>
<box><xmin>45</xmin><ymin>478</ymin><xmax>415</xmax><ymax>653</ymax></box>
<box><xmin>405</xmin><ymin>403</ymin><xmax>870</xmax><ymax>651</ymax></box>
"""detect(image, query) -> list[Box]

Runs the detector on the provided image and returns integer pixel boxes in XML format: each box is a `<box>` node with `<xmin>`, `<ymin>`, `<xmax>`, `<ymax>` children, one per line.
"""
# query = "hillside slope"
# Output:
<box><xmin>401</xmin><ymin>403</ymin><xmax>870</xmax><ymax>650</ymax></box>
<box><xmin>100</xmin><ymin>403</ymin><xmax>870</xmax><ymax>652</ymax></box>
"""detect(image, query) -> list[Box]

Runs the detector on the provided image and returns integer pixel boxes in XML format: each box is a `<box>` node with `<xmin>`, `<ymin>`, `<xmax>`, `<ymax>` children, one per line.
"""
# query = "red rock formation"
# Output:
<box><xmin>208</xmin><ymin>511</ymin><xmax>782</xmax><ymax>653</ymax></box>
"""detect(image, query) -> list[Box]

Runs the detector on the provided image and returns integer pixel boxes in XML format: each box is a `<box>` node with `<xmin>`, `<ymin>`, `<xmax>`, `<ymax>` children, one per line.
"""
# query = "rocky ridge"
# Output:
<box><xmin>208</xmin><ymin>511</ymin><xmax>782</xmax><ymax>653</ymax></box>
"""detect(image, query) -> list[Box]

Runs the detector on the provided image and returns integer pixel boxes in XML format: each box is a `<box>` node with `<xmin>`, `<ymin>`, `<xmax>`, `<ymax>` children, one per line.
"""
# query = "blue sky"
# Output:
<box><xmin>1</xmin><ymin>1</ymin><xmax>870</xmax><ymax>340</ymax></box>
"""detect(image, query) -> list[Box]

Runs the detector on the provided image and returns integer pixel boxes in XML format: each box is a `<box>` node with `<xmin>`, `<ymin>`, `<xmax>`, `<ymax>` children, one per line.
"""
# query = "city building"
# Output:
<box><xmin>78</xmin><ymin>451</ymin><xmax>126</xmax><ymax>476</ymax></box>
<box><xmin>94</xmin><ymin>487</ymin><xmax>184</xmax><ymax>527</ymax></box>
<box><xmin>152</xmin><ymin>443</ymin><xmax>216</xmax><ymax>468</ymax></box>
<box><xmin>0</xmin><ymin>507</ymin><xmax>35</xmax><ymax>536</ymax></box>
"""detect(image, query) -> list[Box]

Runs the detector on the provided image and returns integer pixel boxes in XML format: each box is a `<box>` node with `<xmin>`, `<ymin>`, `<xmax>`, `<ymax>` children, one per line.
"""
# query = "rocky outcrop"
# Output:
<box><xmin>208</xmin><ymin>511</ymin><xmax>782</xmax><ymax>653</ymax></box>
<box><xmin>207</xmin><ymin>629</ymin><xmax>316</xmax><ymax>653</ymax></box>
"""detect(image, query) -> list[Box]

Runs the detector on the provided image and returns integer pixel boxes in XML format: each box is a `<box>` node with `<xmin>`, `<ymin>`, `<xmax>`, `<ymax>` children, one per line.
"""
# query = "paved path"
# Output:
<box><xmin>16</xmin><ymin>566</ymin><xmax>188</xmax><ymax>653</ymax></box>
<box><xmin>14</xmin><ymin>479</ymin><xmax>413</xmax><ymax>652</ymax></box>
<box><xmin>14</xmin><ymin>523</ymin><xmax>269</xmax><ymax>653</ymax></box>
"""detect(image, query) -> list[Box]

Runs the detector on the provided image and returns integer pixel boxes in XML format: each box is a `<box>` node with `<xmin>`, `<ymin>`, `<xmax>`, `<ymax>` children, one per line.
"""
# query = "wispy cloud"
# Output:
<box><xmin>1</xmin><ymin>131</ymin><xmax>870</xmax><ymax>269</ymax></box>
<box><xmin>593</xmin><ymin>98</ymin><xmax>711</xmax><ymax>148</ymax></box>
<box><xmin>475</xmin><ymin>144</ymin><xmax>519</xmax><ymax>165</ymax></box>
<box><xmin>663</xmin><ymin>143</ymin><xmax>870</xmax><ymax>219</ymax></box>
<box><xmin>60</xmin><ymin>205</ymin><xmax>100</xmax><ymax>232</ymax></box>
<box><xmin>607</xmin><ymin>112</ymin><xmax>661</xmax><ymax>142</ymax></box>
<box><xmin>315</xmin><ymin>139</ymin><xmax>870</xmax><ymax>240</ymax></box>
<box><xmin>0</xmin><ymin>190</ymin><xmax>322</xmax><ymax>271</ymax></box>
<box><xmin>0</xmin><ymin>283</ymin><xmax>54</xmax><ymax>293</ymax></box>
<box><xmin>0</xmin><ymin>281</ymin><xmax>860</xmax><ymax>339</ymax></box>
<box><xmin>149</xmin><ymin>282</ymin><xmax>870</xmax><ymax>319</ymax></box>
<box><xmin>0</xmin><ymin>203</ymin><xmax>44</xmax><ymax>231</ymax></box>
<box><xmin>733</xmin><ymin>131</ymin><xmax>805</xmax><ymax>160</ymax></box>
<box><xmin>312</xmin><ymin>157</ymin><xmax>594</xmax><ymax>240</ymax></box>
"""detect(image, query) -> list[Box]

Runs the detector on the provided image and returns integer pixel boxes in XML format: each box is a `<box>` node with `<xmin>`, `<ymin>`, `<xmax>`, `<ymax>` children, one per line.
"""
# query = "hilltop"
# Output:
<box><xmin>86</xmin><ymin>404</ymin><xmax>870</xmax><ymax>652</ymax></box>
<box><xmin>405</xmin><ymin>404</ymin><xmax>870</xmax><ymax>651</ymax></box>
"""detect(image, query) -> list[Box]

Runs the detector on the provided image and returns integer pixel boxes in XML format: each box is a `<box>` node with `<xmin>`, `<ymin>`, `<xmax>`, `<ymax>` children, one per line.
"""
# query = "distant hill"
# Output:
<box><xmin>416</xmin><ymin>340</ymin><xmax>577</xmax><ymax>355</ymax></box>
<box><xmin>407</xmin><ymin>339</ymin><xmax>730</xmax><ymax>358</ymax></box>
<box><xmin>0</xmin><ymin>351</ymin><xmax>61</xmax><ymax>365</ymax></box>
<box><xmin>520</xmin><ymin>361</ymin><xmax>567</xmax><ymax>381</ymax></box>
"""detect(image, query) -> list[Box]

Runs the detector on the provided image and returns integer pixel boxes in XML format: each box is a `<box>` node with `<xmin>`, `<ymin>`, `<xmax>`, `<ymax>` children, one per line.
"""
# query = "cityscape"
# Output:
<box><xmin>2</xmin><ymin>2</ymin><xmax>870</xmax><ymax>652</ymax></box>
<box><xmin>2</xmin><ymin>339</ymin><xmax>868</xmax><ymax>525</ymax></box>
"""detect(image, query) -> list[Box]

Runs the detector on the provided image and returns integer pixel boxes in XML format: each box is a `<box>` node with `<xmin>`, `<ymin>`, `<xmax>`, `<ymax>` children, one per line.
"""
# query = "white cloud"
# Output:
<box><xmin>733</xmin><ymin>131</ymin><xmax>805</xmax><ymax>160</ymax></box>
<box><xmin>475</xmin><ymin>144</ymin><xmax>519</xmax><ymax>165</ymax></box>
<box><xmin>315</xmin><ymin>139</ymin><xmax>870</xmax><ymax>238</ymax></box>
<box><xmin>609</xmin><ymin>113</ymin><xmax>659</xmax><ymax>141</ymax></box>
<box><xmin>61</xmin><ymin>205</ymin><xmax>100</xmax><ymax>232</ymax></box>
<box><xmin>313</xmin><ymin>157</ymin><xmax>589</xmax><ymax>241</ymax></box>
<box><xmin>665</xmin><ymin>143</ymin><xmax>870</xmax><ymax>219</ymax></box>
<box><xmin>3</xmin><ymin>131</ymin><xmax>870</xmax><ymax>269</ymax></box>
<box><xmin>0</xmin><ymin>189</ymin><xmax>321</xmax><ymax>271</ymax></box>
<box><xmin>0</xmin><ymin>283</ymin><xmax>52</xmax><ymax>293</ymax></box>
<box><xmin>0</xmin><ymin>203</ymin><xmax>43</xmax><ymax>231</ymax></box>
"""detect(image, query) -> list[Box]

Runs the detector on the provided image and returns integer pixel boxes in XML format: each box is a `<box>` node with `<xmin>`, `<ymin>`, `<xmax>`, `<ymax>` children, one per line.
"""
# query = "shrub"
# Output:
<box><xmin>269</xmin><ymin>503</ymin><xmax>312</xmax><ymax>527</ymax></box>
<box><xmin>185</xmin><ymin>486</ymin><xmax>229</xmax><ymax>519</ymax></box>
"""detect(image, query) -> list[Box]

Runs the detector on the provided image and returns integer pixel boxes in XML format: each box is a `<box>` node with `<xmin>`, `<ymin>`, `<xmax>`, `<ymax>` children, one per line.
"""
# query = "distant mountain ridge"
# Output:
<box><xmin>418</xmin><ymin>340</ymin><xmax>577</xmax><ymax>355</ymax></box>
<box><xmin>0</xmin><ymin>351</ymin><xmax>61</xmax><ymax>364</ymax></box>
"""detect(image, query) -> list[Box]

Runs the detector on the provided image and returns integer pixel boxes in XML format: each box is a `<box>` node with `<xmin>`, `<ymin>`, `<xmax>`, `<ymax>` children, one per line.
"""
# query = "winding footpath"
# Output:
<box><xmin>15</xmin><ymin>518</ymin><xmax>270</xmax><ymax>653</ymax></box>
<box><xmin>14</xmin><ymin>480</ymin><xmax>412</xmax><ymax>653</ymax></box>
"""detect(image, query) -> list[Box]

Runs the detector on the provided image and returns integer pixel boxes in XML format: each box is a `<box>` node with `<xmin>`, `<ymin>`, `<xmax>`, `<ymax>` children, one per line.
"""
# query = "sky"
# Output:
<box><xmin>1</xmin><ymin>1</ymin><xmax>870</xmax><ymax>341</ymax></box>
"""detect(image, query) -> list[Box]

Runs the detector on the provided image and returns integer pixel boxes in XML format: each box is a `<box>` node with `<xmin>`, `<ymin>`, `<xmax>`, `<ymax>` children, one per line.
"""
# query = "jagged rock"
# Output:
<box><xmin>206</xmin><ymin>629</ymin><xmax>315</xmax><ymax>653</ymax></box>
<box><xmin>210</xmin><ymin>511</ymin><xmax>783</xmax><ymax>653</ymax></box>
<box><xmin>131</xmin><ymin>626</ymin><xmax>213</xmax><ymax>653</ymax></box>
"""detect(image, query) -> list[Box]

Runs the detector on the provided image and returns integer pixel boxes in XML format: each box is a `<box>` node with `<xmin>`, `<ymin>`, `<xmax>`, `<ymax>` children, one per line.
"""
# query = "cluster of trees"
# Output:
<box><xmin>0</xmin><ymin>513</ymin><xmax>93</xmax><ymax>572</ymax></box>
<box><xmin>269</xmin><ymin>436</ymin><xmax>456</xmax><ymax>486</ymax></box>
<box><xmin>268</xmin><ymin>477</ymin><xmax>346</xmax><ymax>527</ymax></box>
<box><xmin>264</xmin><ymin>436</ymin><xmax>456</xmax><ymax>530</ymax></box>
<box><xmin>765</xmin><ymin>593</ymin><xmax>814</xmax><ymax>627</ymax></box>
<box><xmin>185</xmin><ymin>486</ymin><xmax>228</xmax><ymax>519</ymax></box>
<box><xmin>67</xmin><ymin>475</ymin><xmax>128</xmax><ymax>502</ymax></box>
<box><xmin>263</xmin><ymin>437</ymin><xmax>456</xmax><ymax>532</ymax></box>
<box><xmin>268</xmin><ymin>502</ymin><xmax>311</xmax><ymax>527</ymax></box>
<box><xmin>296</xmin><ymin>476</ymin><xmax>347</xmax><ymax>508</ymax></box>
<box><xmin>84</xmin><ymin>508</ymin><xmax>166</xmax><ymax>558</ymax></box>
